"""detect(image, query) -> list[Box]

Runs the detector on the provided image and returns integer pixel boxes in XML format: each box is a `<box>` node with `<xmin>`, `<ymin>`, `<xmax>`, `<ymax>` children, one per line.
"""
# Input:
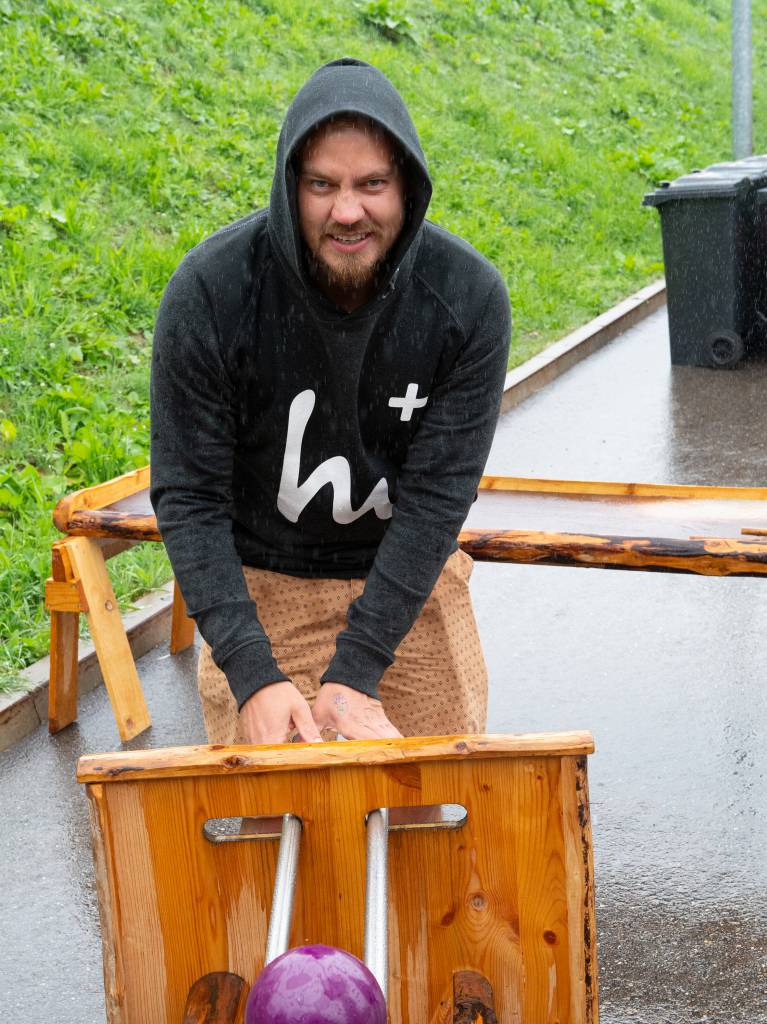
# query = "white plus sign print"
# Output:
<box><xmin>388</xmin><ymin>383</ymin><xmax>428</xmax><ymax>422</ymax></box>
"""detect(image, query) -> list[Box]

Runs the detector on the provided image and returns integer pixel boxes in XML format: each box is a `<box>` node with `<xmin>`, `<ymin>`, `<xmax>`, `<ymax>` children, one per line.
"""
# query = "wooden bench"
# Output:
<box><xmin>77</xmin><ymin>730</ymin><xmax>598</xmax><ymax>1024</ymax></box>
<box><xmin>51</xmin><ymin>468</ymin><xmax>767</xmax><ymax>741</ymax></box>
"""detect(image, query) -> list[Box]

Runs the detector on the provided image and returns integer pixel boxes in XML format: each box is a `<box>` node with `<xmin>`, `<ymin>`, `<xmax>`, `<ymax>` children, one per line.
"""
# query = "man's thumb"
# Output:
<box><xmin>294</xmin><ymin>702</ymin><xmax>323</xmax><ymax>743</ymax></box>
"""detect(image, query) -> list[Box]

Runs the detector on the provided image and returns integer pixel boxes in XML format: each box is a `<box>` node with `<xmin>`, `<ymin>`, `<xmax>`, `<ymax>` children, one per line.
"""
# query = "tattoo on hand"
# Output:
<box><xmin>332</xmin><ymin>692</ymin><xmax>348</xmax><ymax>716</ymax></box>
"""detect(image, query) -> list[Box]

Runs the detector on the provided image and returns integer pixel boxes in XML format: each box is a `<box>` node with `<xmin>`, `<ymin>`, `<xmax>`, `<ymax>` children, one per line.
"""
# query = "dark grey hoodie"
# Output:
<box><xmin>150</xmin><ymin>58</ymin><xmax>511</xmax><ymax>709</ymax></box>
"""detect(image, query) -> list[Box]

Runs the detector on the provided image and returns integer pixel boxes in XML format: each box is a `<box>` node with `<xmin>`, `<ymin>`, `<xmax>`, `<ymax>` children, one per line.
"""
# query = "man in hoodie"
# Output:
<box><xmin>150</xmin><ymin>58</ymin><xmax>511</xmax><ymax>745</ymax></box>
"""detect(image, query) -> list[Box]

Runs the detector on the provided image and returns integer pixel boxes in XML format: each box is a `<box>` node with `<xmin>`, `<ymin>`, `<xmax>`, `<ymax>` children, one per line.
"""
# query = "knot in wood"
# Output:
<box><xmin>469</xmin><ymin>891</ymin><xmax>487</xmax><ymax>912</ymax></box>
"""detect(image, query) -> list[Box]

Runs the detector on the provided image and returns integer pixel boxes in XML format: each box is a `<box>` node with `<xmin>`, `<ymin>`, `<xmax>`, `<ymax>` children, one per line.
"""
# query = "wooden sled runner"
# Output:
<box><xmin>77</xmin><ymin>731</ymin><xmax>598</xmax><ymax>1024</ymax></box>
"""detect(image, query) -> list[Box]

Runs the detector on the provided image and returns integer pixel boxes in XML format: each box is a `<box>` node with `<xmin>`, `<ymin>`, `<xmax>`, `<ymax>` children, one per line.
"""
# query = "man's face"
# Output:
<box><xmin>297</xmin><ymin>125</ymin><xmax>405</xmax><ymax>290</ymax></box>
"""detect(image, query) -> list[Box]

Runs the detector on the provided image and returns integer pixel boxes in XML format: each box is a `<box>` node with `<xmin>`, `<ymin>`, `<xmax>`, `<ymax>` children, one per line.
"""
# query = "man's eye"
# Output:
<box><xmin>311</xmin><ymin>180</ymin><xmax>329</xmax><ymax>188</ymax></box>
<box><xmin>366</xmin><ymin>179</ymin><xmax>383</xmax><ymax>187</ymax></box>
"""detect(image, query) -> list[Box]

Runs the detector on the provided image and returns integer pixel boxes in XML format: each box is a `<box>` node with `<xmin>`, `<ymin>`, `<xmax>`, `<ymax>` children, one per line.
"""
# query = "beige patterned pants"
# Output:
<box><xmin>197</xmin><ymin>549</ymin><xmax>488</xmax><ymax>743</ymax></box>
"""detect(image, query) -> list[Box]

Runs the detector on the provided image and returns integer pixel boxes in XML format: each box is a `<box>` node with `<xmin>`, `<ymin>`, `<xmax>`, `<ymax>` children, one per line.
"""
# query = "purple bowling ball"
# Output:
<box><xmin>245</xmin><ymin>945</ymin><xmax>386</xmax><ymax>1024</ymax></box>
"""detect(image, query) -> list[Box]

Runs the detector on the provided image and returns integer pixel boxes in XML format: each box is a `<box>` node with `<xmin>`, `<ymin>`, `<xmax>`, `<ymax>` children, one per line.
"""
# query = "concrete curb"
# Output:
<box><xmin>501</xmin><ymin>279</ymin><xmax>666</xmax><ymax>415</ymax></box>
<box><xmin>0</xmin><ymin>581</ymin><xmax>176</xmax><ymax>751</ymax></box>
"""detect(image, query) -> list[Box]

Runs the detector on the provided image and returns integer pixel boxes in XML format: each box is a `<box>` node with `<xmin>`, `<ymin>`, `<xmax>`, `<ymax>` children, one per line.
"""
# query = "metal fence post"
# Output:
<box><xmin>732</xmin><ymin>0</ymin><xmax>753</xmax><ymax>159</ymax></box>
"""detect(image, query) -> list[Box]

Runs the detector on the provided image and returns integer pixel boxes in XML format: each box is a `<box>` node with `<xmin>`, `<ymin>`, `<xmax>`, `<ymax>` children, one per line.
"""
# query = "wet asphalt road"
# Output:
<box><xmin>2</xmin><ymin>308</ymin><xmax>767</xmax><ymax>1023</ymax></box>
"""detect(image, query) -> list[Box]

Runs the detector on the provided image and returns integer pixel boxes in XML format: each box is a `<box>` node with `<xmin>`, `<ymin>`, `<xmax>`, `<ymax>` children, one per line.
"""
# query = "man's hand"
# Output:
<box><xmin>311</xmin><ymin>682</ymin><xmax>403</xmax><ymax>740</ymax></box>
<box><xmin>240</xmin><ymin>681</ymin><xmax>323</xmax><ymax>745</ymax></box>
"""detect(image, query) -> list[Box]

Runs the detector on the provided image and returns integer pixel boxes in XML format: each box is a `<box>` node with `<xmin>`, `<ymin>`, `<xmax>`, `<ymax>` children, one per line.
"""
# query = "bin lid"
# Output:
<box><xmin>642</xmin><ymin>155</ymin><xmax>767</xmax><ymax>206</ymax></box>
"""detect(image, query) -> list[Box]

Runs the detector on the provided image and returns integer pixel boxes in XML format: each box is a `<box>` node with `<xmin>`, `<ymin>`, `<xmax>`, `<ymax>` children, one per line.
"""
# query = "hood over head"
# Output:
<box><xmin>267</xmin><ymin>57</ymin><xmax>432</xmax><ymax>314</ymax></box>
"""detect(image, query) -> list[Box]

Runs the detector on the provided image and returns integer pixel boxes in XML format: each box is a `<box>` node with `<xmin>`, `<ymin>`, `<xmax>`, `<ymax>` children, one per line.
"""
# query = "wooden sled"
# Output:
<box><xmin>77</xmin><ymin>731</ymin><xmax>598</xmax><ymax>1024</ymax></box>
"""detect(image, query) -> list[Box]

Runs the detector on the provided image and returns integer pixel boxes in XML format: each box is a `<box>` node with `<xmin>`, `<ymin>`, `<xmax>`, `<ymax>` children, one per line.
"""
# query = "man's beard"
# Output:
<box><xmin>305</xmin><ymin>218</ymin><xmax>401</xmax><ymax>290</ymax></box>
<box><xmin>313</xmin><ymin>246</ymin><xmax>386</xmax><ymax>289</ymax></box>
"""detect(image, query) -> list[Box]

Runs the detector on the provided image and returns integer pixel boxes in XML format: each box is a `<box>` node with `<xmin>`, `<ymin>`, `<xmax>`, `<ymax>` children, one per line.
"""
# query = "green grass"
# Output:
<box><xmin>1</xmin><ymin>0</ymin><xmax>766</xmax><ymax>691</ymax></box>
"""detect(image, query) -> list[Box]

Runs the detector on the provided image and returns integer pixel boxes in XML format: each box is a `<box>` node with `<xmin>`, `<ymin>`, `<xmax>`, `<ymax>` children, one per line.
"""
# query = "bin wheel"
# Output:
<box><xmin>705</xmin><ymin>329</ymin><xmax>744</xmax><ymax>368</ymax></box>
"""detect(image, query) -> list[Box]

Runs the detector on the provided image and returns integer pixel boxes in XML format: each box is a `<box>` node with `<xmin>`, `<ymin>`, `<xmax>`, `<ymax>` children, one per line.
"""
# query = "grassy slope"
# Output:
<box><xmin>0</xmin><ymin>0</ymin><xmax>764</xmax><ymax>686</ymax></box>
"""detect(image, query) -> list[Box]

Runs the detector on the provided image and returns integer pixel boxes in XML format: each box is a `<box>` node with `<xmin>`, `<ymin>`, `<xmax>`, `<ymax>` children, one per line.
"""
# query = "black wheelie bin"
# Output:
<box><xmin>643</xmin><ymin>155</ymin><xmax>767</xmax><ymax>368</ymax></box>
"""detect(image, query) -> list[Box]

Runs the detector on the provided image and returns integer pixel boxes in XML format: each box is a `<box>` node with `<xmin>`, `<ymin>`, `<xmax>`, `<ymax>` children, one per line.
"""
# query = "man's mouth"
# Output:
<box><xmin>326</xmin><ymin>232</ymin><xmax>375</xmax><ymax>254</ymax></box>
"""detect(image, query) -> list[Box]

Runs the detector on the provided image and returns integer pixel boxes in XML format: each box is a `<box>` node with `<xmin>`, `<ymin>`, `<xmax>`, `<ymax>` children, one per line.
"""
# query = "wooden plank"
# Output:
<box><xmin>48</xmin><ymin>610</ymin><xmax>80</xmax><ymax>734</ymax></box>
<box><xmin>52</xmin><ymin>539</ymin><xmax>74</xmax><ymax>582</ymax></box>
<box><xmin>67</xmin><ymin>536</ymin><xmax>151</xmax><ymax>742</ymax></box>
<box><xmin>562</xmin><ymin>756</ymin><xmax>598</xmax><ymax>1024</ymax></box>
<box><xmin>386</xmin><ymin>759</ymin><xmax>525</xmax><ymax>1023</ymax></box>
<box><xmin>510</xmin><ymin>755</ymin><xmax>571</xmax><ymax>1022</ymax></box>
<box><xmin>52</xmin><ymin>465</ymin><xmax>151</xmax><ymax>533</ymax></box>
<box><xmin>99</xmin><ymin>538</ymin><xmax>142</xmax><ymax>561</ymax></box>
<box><xmin>479</xmin><ymin>475</ymin><xmax>767</xmax><ymax>502</ymax></box>
<box><xmin>77</xmin><ymin>731</ymin><xmax>596</xmax><ymax>784</ymax></box>
<box><xmin>45</xmin><ymin>578</ymin><xmax>88</xmax><ymax>613</ymax></box>
<box><xmin>170</xmin><ymin>580</ymin><xmax>196</xmax><ymax>654</ymax></box>
<box><xmin>459</xmin><ymin>528</ymin><xmax>767</xmax><ymax>577</ymax></box>
<box><xmin>84</xmin><ymin>741</ymin><xmax>596</xmax><ymax>1024</ymax></box>
<box><xmin>87</xmin><ymin>785</ymin><xmax>125</xmax><ymax>1024</ymax></box>
<box><xmin>104</xmin><ymin>783</ymin><xmax>169</xmax><ymax>1021</ymax></box>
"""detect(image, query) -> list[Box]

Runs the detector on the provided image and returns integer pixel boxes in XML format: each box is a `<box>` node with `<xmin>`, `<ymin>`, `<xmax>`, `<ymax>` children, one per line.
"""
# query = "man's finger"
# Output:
<box><xmin>292</xmin><ymin>701</ymin><xmax>324</xmax><ymax>742</ymax></box>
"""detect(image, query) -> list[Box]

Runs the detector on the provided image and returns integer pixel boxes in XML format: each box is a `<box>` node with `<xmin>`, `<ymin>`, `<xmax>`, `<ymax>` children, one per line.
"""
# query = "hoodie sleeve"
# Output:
<box><xmin>320</xmin><ymin>276</ymin><xmax>512</xmax><ymax>698</ymax></box>
<box><xmin>149</xmin><ymin>260</ymin><xmax>290</xmax><ymax>709</ymax></box>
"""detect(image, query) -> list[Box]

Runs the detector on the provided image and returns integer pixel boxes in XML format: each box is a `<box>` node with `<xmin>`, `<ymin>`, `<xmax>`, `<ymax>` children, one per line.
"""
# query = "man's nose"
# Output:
<box><xmin>332</xmin><ymin>190</ymin><xmax>365</xmax><ymax>225</ymax></box>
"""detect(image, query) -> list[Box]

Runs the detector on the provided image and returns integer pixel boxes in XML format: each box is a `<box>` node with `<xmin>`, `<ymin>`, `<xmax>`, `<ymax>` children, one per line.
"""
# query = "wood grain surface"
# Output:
<box><xmin>459</xmin><ymin>527</ymin><xmax>767</xmax><ymax>577</ymax></box>
<box><xmin>67</xmin><ymin>536</ymin><xmax>151</xmax><ymax>741</ymax></box>
<box><xmin>466</xmin><ymin>488</ymin><xmax>767</xmax><ymax>540</ymax></box>
<box><xmin>63</xmin><ymin>508</ymin><xmax>161</xmax><ymax>542</ymax></box>
<box><xmin>170</xmin><ymin>579</ymin><xmax>196</xmax><ymax>654</ymax></box>
<box><xmin>48</xmin><ymin>609</ymin><xmax>79</xmax><ymax>733</ymax></box>
<box><xmin>479</xmin><ymin>474</ymin><xmax>767</xmax><ymax>501</ymax></box>
<box><xmin>48</xmin><ymin>539</ymin><xmax>81</xmax><ymax>733</ymax></box>
<box><xmin>82</xmin><ymin>734</ymin><xmax>598</xmax><ymax>1024</ymax></box>
<box><xmin>77</xmin><ymin>732</ymin><xmax>596</xmax><ymax>783</ymax></box>
<box><xmin>44</xmin><ymin>577</ymin><xmax>88</xmax><ymax>612</ymax></box>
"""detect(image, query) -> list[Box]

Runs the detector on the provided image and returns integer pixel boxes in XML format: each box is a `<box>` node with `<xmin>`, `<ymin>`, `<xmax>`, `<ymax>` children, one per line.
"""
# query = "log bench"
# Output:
<box><xmin>50</xmin><ymin>467</ymin><xmax>767</xmax><ymax>741</ymax></box>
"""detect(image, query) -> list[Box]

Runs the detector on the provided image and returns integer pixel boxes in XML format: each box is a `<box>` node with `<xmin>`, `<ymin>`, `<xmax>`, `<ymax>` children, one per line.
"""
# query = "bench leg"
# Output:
<box><xmin>67</xmin><ymin>536</ymin><xmax>151</xmax><ymax>742</ymax></box>
<box><xmin>170</xmin><ymin>579</ymin><xmax>196</xmax><ymax>654</ymax></box>
<box><xmin>49</xmin><ymin>610</ymin><xmax>79</xmax><ymax>733</ymax></box>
